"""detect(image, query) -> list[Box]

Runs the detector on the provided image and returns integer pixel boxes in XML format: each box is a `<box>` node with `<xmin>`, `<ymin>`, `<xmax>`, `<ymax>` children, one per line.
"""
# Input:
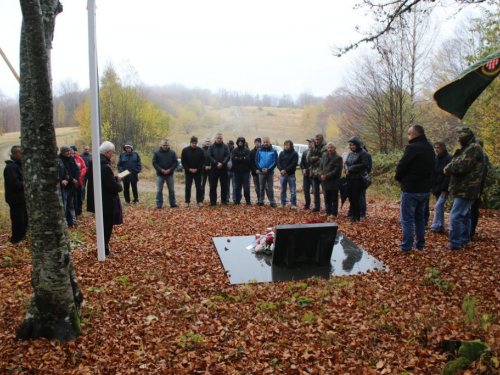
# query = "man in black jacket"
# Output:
<box><xmin>207</xmin><ymin>133</ymin><xmax>230</xmax><ymax>205</ymax></box>
<box><xmin>277</xmin><ymin>140</ymin><xmax>299</xmax><ymax>208</ymax></box>
<box><xmin>395</xmin><ymin>125</ymin><xmax>435</xmax><ymax>251</ymax></box>
<box><xmin>181</xmin><ymin>136</ymin><xmax>205</xmax><ymax>207</ymax></box>
<box><xmin>87</xmin><ymin>141</ymin><xmax>123</xmax><ymax>256</ymax></box>
<box><xmin>79</xmin><ymin>145</ymin><xmax>92</xmax><ymax>201</ymax></box>
<box><xmin>430</xmin><ymin>141</ymin><xmax>453</xmax><ymax>233</ymax></box>
<box><xmin>231</xmin><ymin>136</ymin><xmax>251</xmax><ymax>205</ymax></box>
<box><xmin>300</xmin><ymin>138</ymin><xmax>314</xmax><ymax>209</ymax></box>
<box><xmin>152</xmin><ymin>139</ymin><xmax>179</xmax><ymax>209</ymax></box>
<box><xmin>201</xmin><ymin>138</ymin><xmax>211</xmax><ymax>202</ymax></box>
<box><xmin>4</xmin><ymin>145</ymin><xmax>28</xmax><ymax>244</ymax></box>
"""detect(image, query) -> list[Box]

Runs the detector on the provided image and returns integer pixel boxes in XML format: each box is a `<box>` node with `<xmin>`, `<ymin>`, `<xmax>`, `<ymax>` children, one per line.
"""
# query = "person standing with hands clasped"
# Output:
<box><xmin>320</xmin><ymin>142</ymin><xmax>343</xmax><ymax>217</ymax></box>
<box><xmin>181</xmin><ymin>136</ymin><xmax>205</xmax><ymax>207</ymax></box>
<box><xmin>152</xmin><ymin>139</ymin><xmax>178</xmax><ymax>209</ymax></box>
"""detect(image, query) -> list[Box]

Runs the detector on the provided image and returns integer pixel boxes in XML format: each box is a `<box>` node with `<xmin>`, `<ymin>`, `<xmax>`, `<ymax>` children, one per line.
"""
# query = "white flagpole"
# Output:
<box><xmin>87</xmin><ymin>0</ymin><xmax>106</xmax><ymax>261</ymax></box>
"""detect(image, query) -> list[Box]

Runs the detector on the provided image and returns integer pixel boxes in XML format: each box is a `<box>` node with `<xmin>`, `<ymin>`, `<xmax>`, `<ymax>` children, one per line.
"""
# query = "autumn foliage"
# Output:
<box><xmin>1</xmin><ymin>199</ymin><xmax>499</xmax><ymax>374</ymax></box>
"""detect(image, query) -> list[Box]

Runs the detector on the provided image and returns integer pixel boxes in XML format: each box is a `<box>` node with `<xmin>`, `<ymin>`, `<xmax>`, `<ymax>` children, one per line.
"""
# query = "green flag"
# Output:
<box><xmin>433</xmin><ymin>50</ymin><xmax>500</xmax><ymax>119</ymax></box>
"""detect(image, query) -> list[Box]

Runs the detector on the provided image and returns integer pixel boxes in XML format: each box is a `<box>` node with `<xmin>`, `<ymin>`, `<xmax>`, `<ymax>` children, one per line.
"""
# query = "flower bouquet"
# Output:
<box><xmin>247</xmin><ymin>228</ymin><xmax>275</xmax><ymax>255</ymax></box>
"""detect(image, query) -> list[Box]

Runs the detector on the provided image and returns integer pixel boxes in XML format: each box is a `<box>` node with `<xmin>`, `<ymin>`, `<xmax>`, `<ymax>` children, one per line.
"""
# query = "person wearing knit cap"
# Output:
<box><xmin>181</xmin><ymin>136</ymin><xmax>205</xmax><ymax>207</ymax></box>
<box><xmin>444</xmin><ymin>127</ymin><xmax>485</xmax><ymax>250</ymax></box>
<box><xmin>117</xmin><ymin>142</ymin><xmax>142</xmax><ymax>204</ymax></box>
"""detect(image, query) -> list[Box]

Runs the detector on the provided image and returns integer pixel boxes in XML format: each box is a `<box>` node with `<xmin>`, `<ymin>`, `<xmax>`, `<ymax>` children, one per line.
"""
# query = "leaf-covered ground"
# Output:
<box><xmin>1</xmin><ymin>197</ymin><xmax>499</xmax><ymax>374</ymax></box>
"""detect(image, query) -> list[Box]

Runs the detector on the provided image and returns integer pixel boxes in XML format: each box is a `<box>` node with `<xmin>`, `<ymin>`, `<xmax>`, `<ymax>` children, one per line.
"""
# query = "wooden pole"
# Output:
<box><xmin>0</xmin><ymin>44</ymin><xmax>20</xmax><ymax>83</ymax></box>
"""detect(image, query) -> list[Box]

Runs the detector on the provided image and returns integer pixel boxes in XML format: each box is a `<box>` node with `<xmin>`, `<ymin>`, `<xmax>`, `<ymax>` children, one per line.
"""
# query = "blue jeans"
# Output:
<box><xmin>280</xmin><ymin>174</ymin><xmax>297</xmax><ymax>206</ymax></box>
<box><xmin>61</xmin><ymin>188</ymin><xmax>76</xmax><ymax>225</ymax></box>
<box><xmin>302</xmin><ymin>175</ymin><xmax>312</xmax><ymax>208</ymax></box>
<box><xmin>400</xmin><ymin>192</ymin><xmax>430</xmax><ymax>250</ymax></box>
<box><xmin>448</xmin><ymin>197</ymin><xmax>473</xmax><ymax>248</ymax></box>
<box><xmin>431</xmin><ymin>193</ymin><xmax>448</xmax><ymax>232</ymax></box>
<box><xmin>156</xmin><ymin>174</ymin><xmax>176</xmax><ymax>207</ymax></box>
<box><xmin>324</xmin><ymin>189</ymin><xmax>339</xmax><ymax>216</ymax></box>
<box><xmin>234</xmin><ymin>171</ymin><xmax>251</xmax><ymax>203</ymax></box>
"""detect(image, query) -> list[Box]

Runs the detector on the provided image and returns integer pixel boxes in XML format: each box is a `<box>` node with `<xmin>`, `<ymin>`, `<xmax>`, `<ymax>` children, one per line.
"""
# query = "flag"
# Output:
<box><xmin>433</xmin><ymin>50</ymin><xmax>500</xmax><ymax>119</ymax></box>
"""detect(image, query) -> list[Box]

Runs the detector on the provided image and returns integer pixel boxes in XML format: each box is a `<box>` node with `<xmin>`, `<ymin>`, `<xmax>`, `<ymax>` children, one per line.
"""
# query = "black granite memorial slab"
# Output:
<box><xmin>212</xmin><ymin>232</ymin><xmax>387</xmax><ymax>284</ymax></box>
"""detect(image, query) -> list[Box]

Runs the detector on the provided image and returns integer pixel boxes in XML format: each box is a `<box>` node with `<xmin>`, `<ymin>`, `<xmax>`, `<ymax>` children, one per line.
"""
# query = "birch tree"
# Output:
<box><xmin>17</xmin><ymin>0</ymin><xmax>82</xmax><ymax>341</ymax></box>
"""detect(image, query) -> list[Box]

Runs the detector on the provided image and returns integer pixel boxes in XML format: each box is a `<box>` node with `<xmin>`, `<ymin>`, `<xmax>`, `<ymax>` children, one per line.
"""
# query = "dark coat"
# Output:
<box><xmin>231</xmin><ymin>144</ymin><xmax>251</xmax><ymax>174</ymax></box>
<box><xmin>320</xmin><ymin>151</ymin><xmax>343</xmax><ymax>190</ymax></box>
<box><xmin>79</xmin><ymin>152</ymin><xmax>92</xmax><ymax>169</ymax></box>
<box><xmin>152</xmin><ymin>148</ymin><xmax>178</xmax><ymax>176</ymax></box>
<box><xmin>4</xmin><ymin>158</ymin><xmax>25</xmax><ymax>205</ymax></box>
<box><xmin>431</xmin><ymin>151</ymin><xmax>453</xmax><ymax>196</ymax></box>
<box><xmin>344</xmin><ymin>137</ymin><xmax>369</xmax><ymax>180</ymax></box>
<box><xmin>277</xmin><ymin>149</ymin><xmax>299</xmax><ymax>176</ymax></box>
<box><xmin>58</xmin><ymin>154</ymin><xmax>79</xmax><ymax>189</ymax></box>
<box><xmin>207</xmin><ymin>142</ymin><xmax>230</xmax><ymax>168</ymax></box>
<box><xmin>249</xmin><ymin>147</ymin><xmax>260</xmax><ymax>176</ymax></box>
<box><xmin>395</xmin><ymin>134</ymin><xmax>435</xmax><ymax>193</ymax></box>
<box><xmin>87</xmin><ymin>153</ymin><xmax>123</xmax><ymax>216</ymax></box>
<box><xmin>117</xmin><ymin>151</ymin><xmax>142</xmax><ymax>182</ymax></box>
<box><xmin>181</xmin><ymin>146</ymin><xmax>205</xmax><ymax>173</ymax></box>
<box><xmin>300</xmin><ymin>149</ymin><xmax>310</xmax><ymax>174</ymax></box>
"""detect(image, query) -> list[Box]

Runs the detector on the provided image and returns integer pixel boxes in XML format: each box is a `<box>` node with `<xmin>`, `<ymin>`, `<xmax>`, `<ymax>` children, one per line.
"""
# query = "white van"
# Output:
<box><xmin>294</xmin><ymin>144</ymin><xmax>309</xmax><ymax>166</ymax></box>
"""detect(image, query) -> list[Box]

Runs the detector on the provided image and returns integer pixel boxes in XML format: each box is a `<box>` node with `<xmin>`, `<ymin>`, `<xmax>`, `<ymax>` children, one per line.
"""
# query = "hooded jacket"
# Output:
<box><xmin>344</xmin><ymin>136</ymin><xmax>370</xmax><ymax>180</ymax></box>
<box><xmin>444</xmin><ymin>132</ymin><xmax>485</xmax><ymax>200</ymax></box>
<box><xmin>256</xmin><ymin>145</ymin><xmax>278</xmax><ymax>174</ymax></box>
<box><xmin>231</xmin><ymin>136</ymin><xmax>251</xmax><ymax>173</ymax></box>
<box><xmin>118</xmin><ymin>143</ymin><xmax>142</xmax><ymax>182</ymax></box>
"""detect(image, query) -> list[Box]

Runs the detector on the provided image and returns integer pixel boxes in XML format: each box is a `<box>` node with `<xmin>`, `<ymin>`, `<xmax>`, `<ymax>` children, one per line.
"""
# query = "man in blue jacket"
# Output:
<box><xmin>117</xmin><ymin>142</ymin><xmax>142</xmax><ymax>204</ymax></box>
<box><xmin>256</xmin><ymin>137</ymin><xmax>278</xmax><ymax>207</ymax></box>
<box><xmin>277</xmin><ymin>140</ymin><xmax>299</xmax><ymax>208</ymax></box>
<box><xmin>152</xmin><ymin>139</ymin><xmax>178</xmax><ymax>209</ymax></box>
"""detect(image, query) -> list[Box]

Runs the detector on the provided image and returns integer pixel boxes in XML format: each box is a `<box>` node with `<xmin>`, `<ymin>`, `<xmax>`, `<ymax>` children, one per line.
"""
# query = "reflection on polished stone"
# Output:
<box><xmin>212</xmin><ymin>232</ymin><xmax>387</xmax><ymax>284</ymax></box>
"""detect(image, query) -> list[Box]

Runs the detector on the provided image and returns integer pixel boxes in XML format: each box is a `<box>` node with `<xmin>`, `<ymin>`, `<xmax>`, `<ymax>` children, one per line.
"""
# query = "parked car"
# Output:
<box><xmin>175</xmin><ymin>158</ymin><xmax>184</xmax><ymax>172</ymax></box>
<box><xmin>294</xmin><ymin>144</ymin><xmax>309</xmax><ymax>166</ymax></box>
<box><xmin>272</xmin><ymin>145</ymin><xmax>283</xmax><ymax>156</ymax></box>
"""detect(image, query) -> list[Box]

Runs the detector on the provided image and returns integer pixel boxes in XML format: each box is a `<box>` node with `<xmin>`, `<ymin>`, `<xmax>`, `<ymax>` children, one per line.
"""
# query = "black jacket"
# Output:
<box><xmin>87</xmin><ymin>153</ymin><xmax>123</xmax><ymax>216</ymax></box>
<box><xmin>395</xmin><ymin>135</ymin><xmax>435</xmax><ymax>193</ymax></box>
<box><xmin>4</xmin><ymin>158</ymin><xmax>25</xmax><ymax>205</ymax></box>
<box><xmin>58</xmin><ymin>154</ymin><xmax>79</xmax><ymax>189</ymax></box>
<box><xmin>181</xmin><ymin>146</ymin><xmax>205</xmax><ymax>173</ymax></box>
<box><xmin>300</xmin><ymin>149</ymin><xmax>310</xmax><ymax>174</ymax></box>
<box><xmin>231</xmin><ymin>141</ymin><xmax>251</xmax><ymax>174</ymax></box>
<box><xmin>207</xmin><ymin>142</ymin><xmax>230</xmax><ymax>168</ymax></box>
<box><xmin>277</xmin><ymin>149</ymin><xmax>299</xmax><ymax>175</ymax></box>
<box><xmin>152</xmin><ymin>148</ymin><xmax>178</xmax><ymax>176</ymax></box>
<box><xmin>344</xmin><ymin>137</ymin><xmax>369</xmax><ymax>179</ymax></box>
<box><xmin>249</xmin><ymin>147</ymin><xmax>260</xmax><ymax>176</ymax></box>
<box><xmin>431</xmin><ymin>151</ymin><xmax>453</xmax><ymax>196</ymax></box>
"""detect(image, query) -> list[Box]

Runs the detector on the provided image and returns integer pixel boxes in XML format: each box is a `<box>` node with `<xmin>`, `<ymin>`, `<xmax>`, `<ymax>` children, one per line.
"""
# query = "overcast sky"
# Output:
<box><xmin>1</xmin><ymin>1</ymin><xmax>472</xmax><ymax>101</ymax></box>
<box><xmin>0</xmin><ymin>0</ymin><xmax>372</xmax><ymax>100</ymax></box>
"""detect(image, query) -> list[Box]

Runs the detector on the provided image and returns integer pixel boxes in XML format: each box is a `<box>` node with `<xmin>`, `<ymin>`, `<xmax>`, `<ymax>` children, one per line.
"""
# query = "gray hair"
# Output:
<box><xmin>327</xmin><ymin>142</ymin><xmax>336</xmax><ymax>147</ymax></box>
<box><xmin>161</xmin><ymin>139</ymin><xmax>170</xmax><ymax>144</ymax></box>
<box><xmin>99</xmin><ymin>141</ymin><xmax>115</xmax><ymax>153</ymax></box>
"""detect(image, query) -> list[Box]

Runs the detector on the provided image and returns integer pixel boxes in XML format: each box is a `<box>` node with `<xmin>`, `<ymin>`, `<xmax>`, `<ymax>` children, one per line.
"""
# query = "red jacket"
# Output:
<box><xmin>74</xmin><ymin>153</ymin><xmax>87</xmax><ymax>186</ymax></box>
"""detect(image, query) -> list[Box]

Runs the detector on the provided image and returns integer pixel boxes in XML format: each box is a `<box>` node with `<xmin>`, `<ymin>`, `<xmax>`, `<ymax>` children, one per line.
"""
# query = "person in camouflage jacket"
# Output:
<box><xmin>306</xmin><ymin>134</ymin><xmax>327</xmax><ymax>211</ymax></box>
<box><xmin>444</xmin><ymin>127</ymin><xmax>485</xmax><ymax>250</ymax></box>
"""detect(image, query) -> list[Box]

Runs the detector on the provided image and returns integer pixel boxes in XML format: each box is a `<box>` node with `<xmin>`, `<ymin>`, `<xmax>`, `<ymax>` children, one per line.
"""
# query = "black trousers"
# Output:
<box><xmin>103</xmin><ymin>214</ymin><xmax>114</xmax><ymax>253</ymax></box>
<box><xmin>123</xmin><ymin>181</ymin><xmax>138</xmax><ymax>203</ymax></box>
<box><xmin>347</xmin><ymin>179</ymin><xmax>363</xmax><ymax>221</ymax></box>
<box><xmin>185</xmin><ymin>173</ymin><xmax>203</xmax><ymax>204</ymax></box>
<box><xmin>8</xmin><ymin>203</ymin><xmax>29</xmax><ymax>243</ymax></box>
<box><xmin>209</xmin><ymin>168</ymin><xmax>228</xmax><ymax>205</ymax></box>
<box><xmin>471</xmin><ymin>197</ymin><xmax>481</xmax><ymax>238</ymax></box>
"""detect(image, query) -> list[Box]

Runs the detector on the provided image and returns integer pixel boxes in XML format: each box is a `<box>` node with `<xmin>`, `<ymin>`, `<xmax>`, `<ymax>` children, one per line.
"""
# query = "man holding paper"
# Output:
<box><xmin>117</xmin><ymin>142</ymin><xmax>142</xmax><ymax>204</ymax></box>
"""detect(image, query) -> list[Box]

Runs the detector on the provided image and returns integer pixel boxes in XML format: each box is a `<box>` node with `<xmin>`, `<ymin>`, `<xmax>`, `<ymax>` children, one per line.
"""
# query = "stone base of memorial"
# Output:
<box><xmin>212</xmin><ymin>223</ymin><xmax>387</xmax><ymax>285</ymax></box>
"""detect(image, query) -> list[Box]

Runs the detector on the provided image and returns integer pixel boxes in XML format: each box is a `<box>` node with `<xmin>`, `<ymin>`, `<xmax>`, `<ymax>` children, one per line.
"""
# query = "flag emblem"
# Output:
<box><xmin>482</xmin><ymin>58</ymin><xmax>500</xmax><ymax>76</ymax></box>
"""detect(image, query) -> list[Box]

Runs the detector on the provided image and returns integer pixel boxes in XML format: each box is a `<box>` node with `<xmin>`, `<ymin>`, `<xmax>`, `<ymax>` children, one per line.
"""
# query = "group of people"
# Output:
<box><xmin>3</xmin><ymin>125</ymin><xmax>488</xmax><ymax>254</ymax></box>
<box><xmin>395</xmin><ymin>125</ymin><xmax>488</xmax><ymax>252</ymax></box>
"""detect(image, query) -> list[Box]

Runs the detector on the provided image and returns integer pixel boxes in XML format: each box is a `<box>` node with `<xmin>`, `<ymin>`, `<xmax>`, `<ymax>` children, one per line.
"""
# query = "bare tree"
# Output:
<box><xmin>333</xmin><ymin>0</ymin><xmax>487</xmax><ymax>56</ymax></box>
<box><xmin>17</xmin><ymin>0</ymin><xmax>82</xmax><ymax>341</ymax></box>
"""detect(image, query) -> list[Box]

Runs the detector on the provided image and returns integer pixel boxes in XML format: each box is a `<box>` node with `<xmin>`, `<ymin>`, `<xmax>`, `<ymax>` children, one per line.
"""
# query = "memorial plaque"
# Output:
<box><xmin>212</xmin><ymin>231</ymin><xmax>387</xmax><ymax>284</ymax></box>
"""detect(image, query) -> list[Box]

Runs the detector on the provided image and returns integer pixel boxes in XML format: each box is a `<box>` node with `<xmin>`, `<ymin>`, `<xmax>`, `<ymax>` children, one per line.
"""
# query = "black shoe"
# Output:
<box><xmin>304</xmin><ymin>206</ymin><xmax>310</xmax><ymax>209</ymax></box>
<box><xmin>156</xmin><ymin>206</ymin><xmax>162</xmax><ymax>209</ymax></box>
<box><xmin>133</xmin><ymin>201</ymin><xmax>139</xmax><ymax>204</ymax></box>
<box><xmin>270</xmin><ymin>203</ymin><xmax>277</xmax><ymax>208</ymax></box>
<box><xmin>170</xmin><ymin>204</ymin><xmax>178</xmax><ymax>208</ymax></box>
<box><xmin>311</xmin><ymin>208</ymin><xmax>320</xmax><ymax>212</ymax></box>
<box><xmin>257</xmin><ymin>202</ymin><xmax>264</xmax><ymax>206</ymax></box>
<box><xmin>449</xmin><ymin>246</ymin><xmax>461</xmax><ymax>251</ymax></box>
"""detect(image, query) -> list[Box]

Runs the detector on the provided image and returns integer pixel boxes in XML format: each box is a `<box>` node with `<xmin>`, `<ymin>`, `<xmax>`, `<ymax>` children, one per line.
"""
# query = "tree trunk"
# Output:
<box><xmin>16</xmin><ymin>0</ymin><xmax>83</xmax><ymax>342</ymax></box>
